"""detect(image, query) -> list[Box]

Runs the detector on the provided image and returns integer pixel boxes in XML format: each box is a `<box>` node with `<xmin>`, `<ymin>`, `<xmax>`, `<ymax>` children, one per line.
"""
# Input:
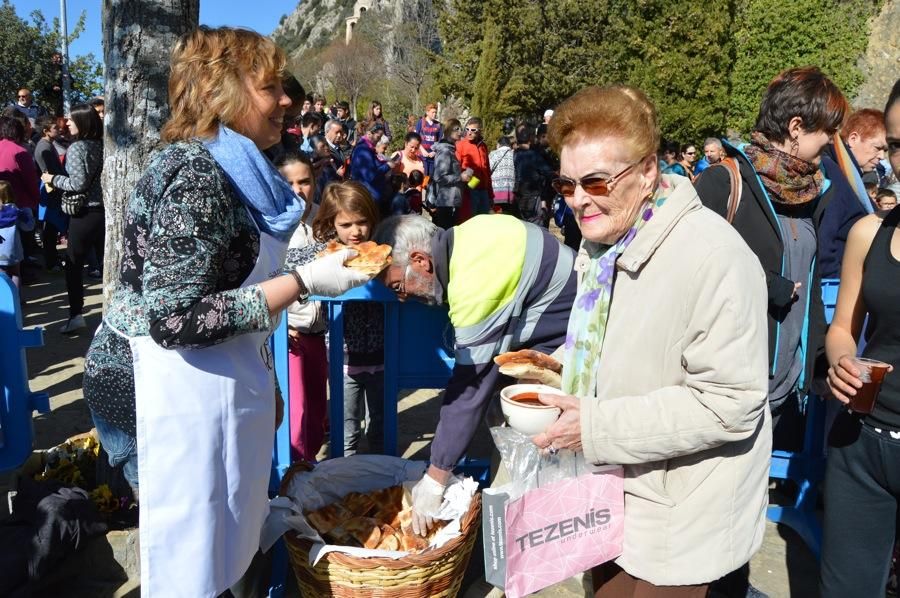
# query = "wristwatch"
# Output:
<box><xmin>287</xmin><ymin>270</ymin><xmax>310</xmax><ymax>302</ymax></box>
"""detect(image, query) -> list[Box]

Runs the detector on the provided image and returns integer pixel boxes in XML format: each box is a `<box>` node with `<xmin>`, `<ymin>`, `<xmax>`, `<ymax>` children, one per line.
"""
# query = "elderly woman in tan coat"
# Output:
<box><xmin>531</xmin><ymin>86</ymin><xmax>772</xmax><ymax>596</ymax></box>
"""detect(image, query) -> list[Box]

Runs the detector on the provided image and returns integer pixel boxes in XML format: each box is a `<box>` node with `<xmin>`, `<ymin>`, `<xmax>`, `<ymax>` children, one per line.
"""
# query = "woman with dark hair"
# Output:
<box><xmin>0</xmin><ymin>115</ymin><xmax>40</xmax><ymax>212</ymax></box>
<box><xmin>696</xmin><ymin>66</ymin><xmax>848</xmax><ymax>593</ymax></box>
<box><xmin>697</xmin><ymin>65</ymin><xmax>847</xmax><ymax>445</ymax></box>
<box><xmin>391</xmin><ymin>131</ymin><xmax>425</xmax><ymax>178</ymax></box>
<box><xmin>365</xmin><ymin>100</ymin><xmax>391</xmax><ymax>139</ymax></box>
<box><xmin>41</xmin><ymin>103</ymin><xmax>105</xmax><ymax>333</ymax></box>
<box><xmin>818</xmin><ymin>79</ymin><xmax>900</xmax><ymax>597</ymax></box>
<box><xmin>663</xmin><ymin>143</ymin><xmax>697</xmax><ymax>181</ymax></box>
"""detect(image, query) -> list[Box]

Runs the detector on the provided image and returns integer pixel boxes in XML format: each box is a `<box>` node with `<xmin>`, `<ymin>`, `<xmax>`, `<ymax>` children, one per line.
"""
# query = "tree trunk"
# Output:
<box><xmin>100</xmin><ymin>0</ymin><xmax>199</xmax><ymax>307</ymax></box>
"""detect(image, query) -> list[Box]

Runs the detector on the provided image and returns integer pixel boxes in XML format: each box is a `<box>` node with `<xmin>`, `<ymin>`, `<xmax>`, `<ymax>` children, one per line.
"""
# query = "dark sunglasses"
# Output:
<box><xmin>684</xmin><ymin>151</ymin><xmax>696</xmax><ymax>155</ymax></box>
<box><xmin>17</xmin><ymin>95</ymin><xmax>29</xmax><ymax>99</ymax></box>
<box><xmin>552</xmin><ymin>160</ymin><xmax>642</xmax><ymax>198</ymax></box>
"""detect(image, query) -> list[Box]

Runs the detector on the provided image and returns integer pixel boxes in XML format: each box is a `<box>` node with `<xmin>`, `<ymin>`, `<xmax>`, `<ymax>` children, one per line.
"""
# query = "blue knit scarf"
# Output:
<box><xmin>204</xmin><ymin>126</ymin><xmax>304</xmax><ymax>242</ymax></box>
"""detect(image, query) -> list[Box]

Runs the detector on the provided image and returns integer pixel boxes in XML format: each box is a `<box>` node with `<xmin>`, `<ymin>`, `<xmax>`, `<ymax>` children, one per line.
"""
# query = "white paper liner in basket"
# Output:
<box><xmin>261</xmin><ymin>454</ymin><xmax>477</xmax><ymax>565</ymax></box>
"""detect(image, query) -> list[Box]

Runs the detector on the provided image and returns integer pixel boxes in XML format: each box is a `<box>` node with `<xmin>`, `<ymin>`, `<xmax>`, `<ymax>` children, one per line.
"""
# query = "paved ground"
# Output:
<box><xmin>2</xmin><ymin>266</ymin><xmax>820</xmax><ymax>597</ymax></box>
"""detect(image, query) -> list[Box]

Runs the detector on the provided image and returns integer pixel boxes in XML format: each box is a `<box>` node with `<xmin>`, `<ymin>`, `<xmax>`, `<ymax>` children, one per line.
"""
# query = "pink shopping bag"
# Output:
<box><xmin>495</xmin><ymin>466</ymin><xmax>624</xmax><ymax>598</ymax></box>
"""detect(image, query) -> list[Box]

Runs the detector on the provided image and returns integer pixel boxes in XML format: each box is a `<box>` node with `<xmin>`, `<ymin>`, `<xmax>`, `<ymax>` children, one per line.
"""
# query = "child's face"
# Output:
<box><xmin>877</xmin><ymin>194</ymin><xmax>897</xmax><ymax>210</ymax></box>
<box><xmin>279</xmin><ymin>161</ymin><xmax>314</xmax><ymax>203</ymax></box>
<box><xmin>334</xmin><ymin>209</ymin><xmax>370</xmax><ymax>245</ymax></box>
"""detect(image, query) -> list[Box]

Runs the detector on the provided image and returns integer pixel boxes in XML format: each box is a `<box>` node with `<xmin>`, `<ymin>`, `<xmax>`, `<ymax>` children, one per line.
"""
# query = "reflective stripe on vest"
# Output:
<box><xmin>452</xmin><ymin>220</ymin><xmax>573</xmax><ymax>366</ymax></box>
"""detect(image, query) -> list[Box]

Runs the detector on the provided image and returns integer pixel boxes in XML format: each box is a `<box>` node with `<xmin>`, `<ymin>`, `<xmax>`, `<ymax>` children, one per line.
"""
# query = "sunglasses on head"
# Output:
<box><xmin>552</xmin><ymin>159</ymin><xmax>643</xmax><ymax>198</ymax></box>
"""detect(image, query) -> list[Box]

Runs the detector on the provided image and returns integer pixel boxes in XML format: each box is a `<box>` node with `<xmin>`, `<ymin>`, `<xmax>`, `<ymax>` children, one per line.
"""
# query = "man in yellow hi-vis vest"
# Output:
<box><xmin>375</xmin><ymin>213</ymin><xmax>577</xmax><ymax>535</ymax></box>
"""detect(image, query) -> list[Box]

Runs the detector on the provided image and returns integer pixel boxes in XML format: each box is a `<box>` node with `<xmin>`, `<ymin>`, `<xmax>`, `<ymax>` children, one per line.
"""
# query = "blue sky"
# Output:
<box><xmin>10</xmin><ymin>0</ymin><xmax>294</xmax><ymax>60</ymax></box>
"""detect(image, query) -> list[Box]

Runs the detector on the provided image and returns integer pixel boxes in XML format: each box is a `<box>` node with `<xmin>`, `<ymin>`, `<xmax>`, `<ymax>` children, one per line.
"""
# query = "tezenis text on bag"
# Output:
<box><xmin>515</xmin><ymin>507</ymin><xmax>612</xmax><ymax>551</ymax></box>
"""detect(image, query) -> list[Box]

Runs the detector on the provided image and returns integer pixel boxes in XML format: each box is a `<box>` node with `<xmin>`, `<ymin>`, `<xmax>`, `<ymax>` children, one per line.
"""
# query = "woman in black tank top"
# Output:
<box><xmin>859</xmin><ymin>207</ymin><xmax>900</xmax><ymax>427</ymax></box>
<box><xmin>819</xmin><ymin>80</ymin><xmax>900</xmax><ymax>596</ymax></box>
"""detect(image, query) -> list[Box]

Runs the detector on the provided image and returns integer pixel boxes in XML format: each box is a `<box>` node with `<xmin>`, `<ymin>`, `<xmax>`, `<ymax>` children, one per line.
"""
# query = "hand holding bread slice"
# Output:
<box><xmin>494</xmin><ymin>349</ymin><xmax>563</xmax><ymax>389</ymax></box>
<box><xmin>317</xmin><ymin>240</ymin><xmax>393</xmax><ymax>276</ymax></box>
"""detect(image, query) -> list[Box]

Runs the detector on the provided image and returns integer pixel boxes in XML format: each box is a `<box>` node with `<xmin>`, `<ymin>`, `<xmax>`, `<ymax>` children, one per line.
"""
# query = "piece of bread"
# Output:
<box><xmin>371</xmin><ymin>486</ymin><xmax>404</xmax><ymax>527</ymax></box>
<box><xmin>330</xmin><ymin>516</ymin><xmax>382</xmax><ymax>549</ymax></box>
<box><xmin>376</xmin><ymin>525</ymin><xmax>401</xmax><ymax>551</ymax></box>
<box><xmin>307</xmin><ymin>503</ymin><xmax>354</xmax><ymax>535</ymax></box>
<box><xmin>494</xmin><ymin>349</ymin><xmax>563</xmax><ymax>372</ymax></box>
<box><xmin>317</xmin><ymin>240</ymin><xmax>393</xmax><ymax>275</ymax></box>
<box><xmin>494</xmin><ymin>349</ymin><xmax>563</xmax><ymax>388</ymax></box>
<box><xmin>397</xmin><ymin>507</ymin><xmax>414</xmax><ymax>533</ymax></box>
<box><xmin>400</xmin><ymin>528</ymin><xmax>429</xmax><ymax>552</ymax></box>
<box><xmin>308</xmin><ymin>486</ymin><xmax>447</xmax><ymax>553</ymax></box>
<box><xmin>339</xmin><ymin>491</ymin><xmax>377</xmax><ymax>518</ymax></box>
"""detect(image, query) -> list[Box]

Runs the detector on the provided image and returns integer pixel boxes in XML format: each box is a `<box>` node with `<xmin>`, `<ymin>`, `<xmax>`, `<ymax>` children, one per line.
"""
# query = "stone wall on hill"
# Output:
<box><xmin>853</xmin><ymin>0</ymin><xmax>900</xmax><ymax>109</ymax></box>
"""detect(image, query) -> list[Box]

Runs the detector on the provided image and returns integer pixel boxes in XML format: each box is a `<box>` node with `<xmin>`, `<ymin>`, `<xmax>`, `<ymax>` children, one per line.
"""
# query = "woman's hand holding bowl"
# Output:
<box><xmin>531</xmin><ymin>393</ymin><xmax>583</xmax><ymax>454</ymax></box>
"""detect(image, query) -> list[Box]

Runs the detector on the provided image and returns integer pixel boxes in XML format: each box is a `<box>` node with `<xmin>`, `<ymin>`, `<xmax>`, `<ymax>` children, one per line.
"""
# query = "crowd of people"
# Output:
<box><xmin>0</xmin><ymin>89</ymin><xmax>107</xmax><ymax>333</ymax></box>
<box><xmin>3</xmin><ymin>21</ymin><xmax>900</xmax><ymax>598</ymax></box>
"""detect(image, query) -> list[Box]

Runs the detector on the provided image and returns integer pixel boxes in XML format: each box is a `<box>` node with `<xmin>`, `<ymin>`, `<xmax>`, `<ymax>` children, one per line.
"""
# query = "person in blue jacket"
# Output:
<box><xmin>818</xmin><ymin>108</ymin><xmax>888</xmax><ymax>278</ymax></box>
<box><xmin>350</xmin><ymin>121</ymin><xmax>399</xmax><ymax>215</ymax></box>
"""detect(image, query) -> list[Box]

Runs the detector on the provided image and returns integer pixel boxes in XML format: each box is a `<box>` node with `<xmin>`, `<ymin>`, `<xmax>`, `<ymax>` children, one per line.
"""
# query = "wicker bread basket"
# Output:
<box><xmin>279</xmin><ymin>462</ymin><xmax>482</xmax><ymax>597</ymax></box>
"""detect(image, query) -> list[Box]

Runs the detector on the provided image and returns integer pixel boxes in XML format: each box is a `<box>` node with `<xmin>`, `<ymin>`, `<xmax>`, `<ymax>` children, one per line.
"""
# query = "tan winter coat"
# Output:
<box><xmin>580</xmin><ymin>175</ymin><xmax>771</xmax><ymax>585</ymax></box>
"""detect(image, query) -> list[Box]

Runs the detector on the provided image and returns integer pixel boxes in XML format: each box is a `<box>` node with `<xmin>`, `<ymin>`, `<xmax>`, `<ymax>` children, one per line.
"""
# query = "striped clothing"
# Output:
<box><xmin>429</xmin><ymin>215</ymin><xmax>577</xmax><ymax>470</ymax></box>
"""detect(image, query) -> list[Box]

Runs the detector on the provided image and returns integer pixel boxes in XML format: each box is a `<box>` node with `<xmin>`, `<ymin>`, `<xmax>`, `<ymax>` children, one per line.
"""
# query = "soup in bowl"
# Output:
<box><xmin>499</xmin><ymin>384</ymin><xmax>566</xmax><ymax>435</ymax></box>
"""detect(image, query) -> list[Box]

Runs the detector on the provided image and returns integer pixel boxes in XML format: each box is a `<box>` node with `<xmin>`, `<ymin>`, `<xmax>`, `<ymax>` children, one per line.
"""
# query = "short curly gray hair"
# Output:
<box><xmin>374</xmin><ymin>215</ymin><xmax>438</xmax><ymax>267</ymax></box>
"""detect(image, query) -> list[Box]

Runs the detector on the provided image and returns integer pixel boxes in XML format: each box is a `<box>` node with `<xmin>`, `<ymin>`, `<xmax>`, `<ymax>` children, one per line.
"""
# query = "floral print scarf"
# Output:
<box><xmin>561</xmin><ymin>178</ymin><xmax>675</xmax><ymax>398</ymax></box>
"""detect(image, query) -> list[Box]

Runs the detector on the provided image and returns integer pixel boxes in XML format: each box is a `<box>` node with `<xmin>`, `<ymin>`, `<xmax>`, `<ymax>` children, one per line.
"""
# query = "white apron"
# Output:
<box><xmin>132</xmin><ymin>216</ymin><xmax>286</xmax><ymax>597</ymax></box>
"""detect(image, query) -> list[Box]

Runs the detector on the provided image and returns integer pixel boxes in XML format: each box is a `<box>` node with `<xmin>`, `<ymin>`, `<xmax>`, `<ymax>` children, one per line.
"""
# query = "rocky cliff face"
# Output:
<box><xmin>854</xmin><ymin>0</ymin><xmax>900</xmax><ymax>108</ymax></box>
<box><xmin>272</xmin><ymin>0</ymin><xmax>357</xmax><ymax>57</ymax></box>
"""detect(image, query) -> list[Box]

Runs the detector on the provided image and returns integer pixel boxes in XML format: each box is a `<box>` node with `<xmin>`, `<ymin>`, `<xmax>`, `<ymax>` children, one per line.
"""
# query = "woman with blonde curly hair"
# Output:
<box><xmin>81</xmin><ymin>26</ymin><xmax>370</xmax><ymax>596</ymax></box>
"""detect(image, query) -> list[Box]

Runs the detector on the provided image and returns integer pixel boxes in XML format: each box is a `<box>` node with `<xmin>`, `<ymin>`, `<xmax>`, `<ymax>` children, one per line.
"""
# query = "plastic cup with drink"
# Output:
<box><xmin>848</xmin><ymin>357</ymin><xmax>891</xmax><ymax>414</ymax></box>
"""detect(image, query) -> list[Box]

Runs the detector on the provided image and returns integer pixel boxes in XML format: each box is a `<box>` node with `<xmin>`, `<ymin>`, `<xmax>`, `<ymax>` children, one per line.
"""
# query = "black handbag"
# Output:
<box><xmin>59</xmin><ymin>167</ymin><xmax>100</xmax><ymax>216</ymax></box>
<box><xmin>61</xmin><ymin>191</ymin><xmax>88</xmax><ymax>216</ymax></box>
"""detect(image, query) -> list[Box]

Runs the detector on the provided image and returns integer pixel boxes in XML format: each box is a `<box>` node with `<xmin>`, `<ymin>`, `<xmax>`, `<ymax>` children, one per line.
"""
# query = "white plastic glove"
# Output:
<box><xmin>295</xmin><ymin>248</ymin><xmax>371</xmax><ymax>298</ymax></box>
<box><xmin>410</xmin><ymin>473</ymin><xmax>447</xmax><ymax>536</ymax></box>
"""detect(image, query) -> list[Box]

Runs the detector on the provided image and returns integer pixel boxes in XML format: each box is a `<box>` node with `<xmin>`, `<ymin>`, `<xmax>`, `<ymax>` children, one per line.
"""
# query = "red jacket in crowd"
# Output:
<box><xmin>456</xmin><ymin>138</ymin><xmax>494</xmax><ymax>197</ymax></box>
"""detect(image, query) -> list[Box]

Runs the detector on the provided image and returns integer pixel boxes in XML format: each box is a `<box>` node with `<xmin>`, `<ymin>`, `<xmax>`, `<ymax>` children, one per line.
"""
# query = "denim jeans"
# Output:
<box><xmin>342</xmin><ymin>370</ymin><xmax>385</xmax><ymax>456</ymax></box>
<box><xmin>92</xmin><ymin>411</ymin><xmax>139</xmax><ymax>490</ymax></box>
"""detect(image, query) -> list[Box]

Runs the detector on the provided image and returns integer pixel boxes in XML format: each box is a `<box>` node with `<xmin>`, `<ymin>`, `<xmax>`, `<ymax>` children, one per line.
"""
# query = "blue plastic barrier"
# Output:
<box><xmin>315</xmin><ymin>280</ymin><xmax>456</xmax><ymax>458</ymax></box>
<box><xmin>821</xmin><ymin>278</ymin><xmax>840</xmax><ymax>323</ymax></box>
<box><xmin>267</xmin><ymin>315</ymin><xmax>291</xmax><ymax>598</ymax></box>
<box><xmin>0</xmin><ymin>273</ymin><xmax>50</xmax><ymax>473</ymax></box>
<box><xmin>766</xmin><ymin>278</ymin><xmax>841</xmax><ymax>559</ymax></box>
<box><xmin>767</xmin><ymin>396</ymin><xmax>826</xmax><ymax>558</ymax></box>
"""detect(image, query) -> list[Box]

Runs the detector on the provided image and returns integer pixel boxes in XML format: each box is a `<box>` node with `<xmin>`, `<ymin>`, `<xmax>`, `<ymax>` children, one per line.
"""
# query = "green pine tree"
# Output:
<box><xmin>727</xmin><ymin>0</ymin><xmax>883</xmax><ymax>135</ymax></box>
